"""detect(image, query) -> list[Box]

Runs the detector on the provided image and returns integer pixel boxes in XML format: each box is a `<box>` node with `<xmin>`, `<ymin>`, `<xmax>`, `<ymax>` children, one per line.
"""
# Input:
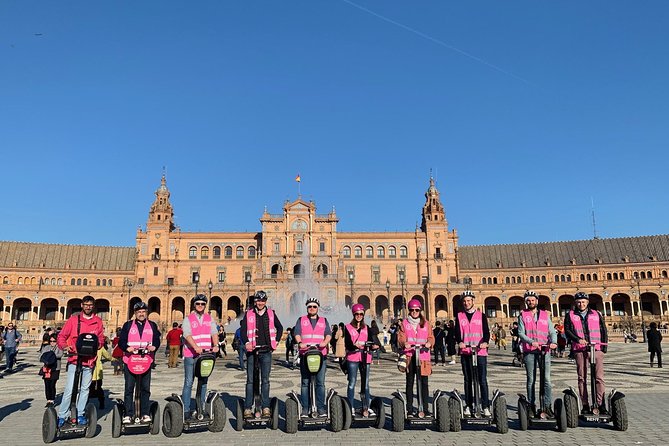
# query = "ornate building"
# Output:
<box><xmin>1</xmin><ymin>175</ymin><xmax>668</xmax><ymax>341</ymax></box>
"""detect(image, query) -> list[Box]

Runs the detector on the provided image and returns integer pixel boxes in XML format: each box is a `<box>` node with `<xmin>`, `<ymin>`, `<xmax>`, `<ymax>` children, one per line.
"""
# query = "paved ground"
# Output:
<box><xmin>0</xmin><ymin>343</ymin><xmax>666</xmax><ymax>445</ymax></box>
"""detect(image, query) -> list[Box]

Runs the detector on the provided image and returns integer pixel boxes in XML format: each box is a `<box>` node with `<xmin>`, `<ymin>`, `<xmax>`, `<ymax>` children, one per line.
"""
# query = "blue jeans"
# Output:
<box><xmin>524</xmin><ymin>351</ymin><xmax>552</xmax><ymax>408</ymax></box>
<box><xmin>182</xmin><ymin>356</ymin><xmax>208</xmax><ymax>414</ymax></box>
<box><xmin>58</xmin><ymin>363</ymin><xmax>93</xmax><ymax>419</ymax></box>
<box><xmin>460</xmin><ymin>354</ymin><xmax>490</xmax><ymax>408</ymax></box>
<box><xmin>346</xmin><ymin>361</ymin><xmax>370</xmax><ymax>410</ymax></box>
<box><xmin>245</xmin><ymin>351</ymin><xmax>272</xmax><ymax>409</ymax></box>
<box><xmin>4</xmin><ymin>346</ymin><xmax>16</xmax><ymax>371</ymax></box>
<box><xmin>300</xmin><ymin>355</ymin><xmax>326</xmax><ymax>414</ymax></box>
<box><xmin>238</xmin><ymin>346</ymin><xmax>246</xmax><ymax>370</ymax></box>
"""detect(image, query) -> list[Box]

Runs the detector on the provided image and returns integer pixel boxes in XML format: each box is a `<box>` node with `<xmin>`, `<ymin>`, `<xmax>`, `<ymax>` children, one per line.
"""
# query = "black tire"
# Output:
<box><xmin>612</xmin><ymin>397</ymin><xmax>628</xmax><ymax>431</ymax></box>
<box><xmin>330</xmin><ymin>395</ymin><xmax>343</xmax><ymax>432</ymax></box>
<box><xmin>555</xmin><ymin>398</ymin><xmax>567</xmax><ymax>433</ymax></box>
<box><xmin>494</xmin><ymin>396</ymin><xmax>509</xmax><ymax>434</ymax></box>
<box><xmin>371</xmin><ymin>397</ymin><xmax>385</xmax><ymax>430</ymax></box>
<box><xmin>341</xmin><ymin>397</ymin><xmax>352</xmax><ymax>430</ymax></box>
<box><xmin>42</xmin><ymin>407</ymin><xmax>58</xmax><ymax>444</ymax></box>
<box><xmin>162</xmin><ymin>401</ymin><xmax>183</xmax><ymax>438</ymax></box>
<box><xmin>285</xmin><ymin>398</ymin><xmax>298</xmax><ymax>434</ymax></box>
<box><xmin>436</xmin><ymin>397</ymin><xmax>450</xmax><ymax>432</ymax></box>
<box><xmin>209</xmin><ymin>396</ymin><xmax>226</xmax><ymax>432</ymax></box>
<box><xmin>84</xmin><ymin>403</ymin><xmax>97</xmax><ymax>438</ymax></box>
<box><xmin>448</xmin><ymin>397</ymin><xmax>461</xmax><ymax>432</ymax></box>
<box><xmin>517</xmin><ymin>398</ymin><xmax>528</xmax><ymax>431</ymax></box>
<box><xmin>563</xmin><ymin>393</ymin><xmax>578</xmax><ymax>428</ymax></box>
<box><xmin>111</xmin><ymin>404</ymin><xmax>122</xmax><ymax>438</ymax></box>
<box><xmin>391</xmin><ymin>397</ymin><xmax>405</xmax><ymax>432</ymax></box>
<box><xmin>270</xmin><ymin>397</ymin><xmax>279</xmax><ymax>430</ymax></box>
<box><xmin>235</xmin><ymin>398</ymin><xmax>244</xmax><ymax>431</ymax></box>
<box><xmin>150</xmin><ymin>402</ymin><xmax>160</xmax><ymax>435</ymax></box>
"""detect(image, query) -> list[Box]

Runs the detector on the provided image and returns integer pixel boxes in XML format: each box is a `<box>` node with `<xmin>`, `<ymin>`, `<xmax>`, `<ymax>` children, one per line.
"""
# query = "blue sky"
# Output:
<box><xmin>1</xmin><ymin>1</ymin><xmax>667</xmax><ymax>247</ymax></box>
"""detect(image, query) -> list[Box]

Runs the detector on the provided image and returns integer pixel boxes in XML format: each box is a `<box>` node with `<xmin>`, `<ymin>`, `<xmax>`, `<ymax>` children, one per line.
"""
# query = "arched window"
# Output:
<box><xmin>77</xmin><ymin>278</ymin><xmax>82</xmax><ymax>285</ymax></box>
<box><xmin>541</xmin><ymin>275</ymin><xmax>546</xmax><ymax>282</ymax></box>
<box><xmin>366</xmin><ymin>246</ymin><xmax>374</xmax><ymax>258</ymax></box>
<box><xmin>554</xmin><ymin>275</ymin><xmax>560</xmax><ymax>282</ymax></box>
<box><xmin>201</xmin><ymin>246</ymin><xmax>209</xmax><ymax>259</ymax></box>
<box><xmin>517</xmin><ymin>276</ymin><xmax>522</xmax><ymax>283</ymax></box>
<box><xmin>225</xmin><ymin>246</ymin><xmax>233</xmax><ymax>258</ymax></box>
<box><xmin>83</xmin><ymin>279</ymin><xmax>88</xmax><ymax>286</ymax></box>
<box><xmin>296</xmin><ymin>241</ymin><xmax>303</xmax><ymax>253</ymax></box>
<box><xmin>613</xmin><ymin>272</ymin><xmax>619</xmax><ymax>280</ymax></box>
<box><xmin>102</xmin><ymin>279</ymin><xmax>107</xmax><ymax>286</ymax></box>
<box><xmin>481</xmin><ymin>278</ymin><xmax>486</xmax><ymax>285</ymax></box>
<box><xmin>493</xmin><ymin>277</ymin><xmax>498</xmax><ymax>284</ymax></box>
<box><xmin>71</xmin><ymin>278</ymin><xmax>75</xmax><ymax>285</ymax></box>
<box><xmin>18</xmin><ymin>277</ymin><xmax>23</xmax><ymax>285</ymax></box>
<box><xmin>619</xmin><ymin>272</ymin><xmax>624</xmax><ymax>280</ymax></box>
<box><xmin>377</xmin><ymin>246</ymin><xmax>385</xmax><ymax>258</ymax></box>
<box><xmin>189</xmin><ymin>246</ymin><xmax>197</xmax><ymax>259</ymax></box>
<box><xmin>505</xmin><ymin>277</ymin><xmax>510</xmax><ymax>284</ymax></box>
<box><xmin>213</xmin><ymin>246</ymin><xmax>221</xmax><ymax>259</ymax></box>
<box><xmin>400</xmin><ymin>246</ymin><xmax>408</xmax><ymax>258</ymax></box>
<box><xmin>607</xmin><ymin>273</ymin><xmax>612</xmax><ymax>280</ymax></box>
<box><xmin>2</xmin><ymin>276</ymin><xmax>8</xmax><ymax>285</ymax></box>
<box><xmin>236</xmin><ymin>246</ymin><xmax>244</xmax><ymax>258</ymax></box>
<box><xmin>580</xmin><ymin>274</ymin><xmax>585</xmax><ymax>281</ymax></box>
<box><xmin>248</xmin><ymin>246</ymin><xmax>256</xmax><ymax>258</ymax></box>
<box><xmin>354</xmin><ymin>246</ymin><xmax>362</xmax><ymax>258</ymax></box>
<box><xmin>108</xmin><ymin>279</ymin><xmax>112</xmax><ymax>286</ymax></box>
<box><xmin>663</xmin><ymin>270</ymin><xmax>668</xmax><ymax>278</ymax></box>
<box><xmin>343</xmin><ymin>246</ymin><xmax>351</xmax><ymax>258</ymax></box>
<box><xmin>593</xmin><ymin>273</ymin><xmax>598</xmax><ymax>281</ymax></box>
<box><xmin>388</xmin><ymin>246</ymin><xmax>397</xmax><ymax>258</ymax></box>
<box><xmin>586</xmin><ymin>274</ymin><xmax>592</xmax><ymax>281</ymax></box>
<box><xmin>96</xmin><ymin>279</ymin><xmax>101</xmax><ymax>286</ymax></box>
<box><xmin>640</xmin><ymin>271</ymin><xmax>646</xmax><ymax>279</ymax></box>
<box><xmin>647</xmin><ymin>271</ymin><xmax>653</xmax><ymax>279</ymax></box>
<box><xmin>57</xmin><ymin>278</ymin><xmax>62</xmax><ymax>286</ymax></box>
<box><xmin>487</xmin><ymin>277</ymin><xmax>493</xmax><ymax>285</ymax></box>
<box><xmin>566</xmin><ymin>275</ymin><xmax>571</xmax><ymax>282</ymax></box>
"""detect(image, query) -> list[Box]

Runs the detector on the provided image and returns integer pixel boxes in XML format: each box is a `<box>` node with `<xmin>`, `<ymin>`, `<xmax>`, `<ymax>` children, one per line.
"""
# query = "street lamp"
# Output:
<box><xmin>398</xmin><ymin>270</ymin><xmax>406</xmax><ymax>318</ymax></box>
<box><xmin>633</xmin><ymin>278</ymin><xmax>647</xmax><ymax>343</ymax></box>
<box><xmin>193</xmin><ymin>272</ymin><xmax>200</xmax><ymax>296</ymax></box>
<box><xmin>245</xmin><ymin>271</ymin><xmax>252</xmax><ymax>311</ymax></box>
<box><xmin>124</xmin><ymin>278</ymin><xmax>134</xmax><ymax>318</ymax></box>
<box><xmin>207</xmin><ymin>279</ymin><xmax>213</xmax><ymax>300</ymax></box>
<box><xmin>348</xmin><ymin>271</ymin><xmax>354</xmax><ymax>306</ymax></box>
<box><xmin>385</xmin><ymin>279</ymin><xmax>391</xmax><ymax>323</ymax></box>
<box><xmin>115</xmin><ymin>309</ymin><xmax>120</xmax><ymax>330</ymax></box>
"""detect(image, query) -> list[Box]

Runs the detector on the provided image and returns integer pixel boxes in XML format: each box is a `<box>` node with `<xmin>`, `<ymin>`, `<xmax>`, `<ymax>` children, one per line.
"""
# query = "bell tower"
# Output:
<box><xmin>147</xmin><ymin>174</ymin><xmax>175</xmax><ymax>232</ymax></box>
<box><xmin>421</xmin><ymin>175</ymin><xmax>447</xmax><ymax>232</ymax></box>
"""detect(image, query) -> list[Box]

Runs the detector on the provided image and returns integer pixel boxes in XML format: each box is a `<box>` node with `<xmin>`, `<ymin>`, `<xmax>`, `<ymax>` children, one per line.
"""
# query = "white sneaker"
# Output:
<box><xmin>367</xmin><ymin>408</ymin><xmax>376</xmax><ymax>417</ymax></box>
<box><xmin>463</xmin><ymin>406</ymin><xmax>471</xmax><ymax>417</ymax></box>
<box><xmin>141</xmin><ymin>415</ymin><xmax>152</xmax><ymax>423</ymax></box>
<box><xmin>122</xmin><ymin>416</ymin><xmax>131</xmax><ymax>424</ymax></box>
<box><xmin>482</xmin><ymin>407</ymin><xmax>491</xmax><ymax>417</ymax></box>
<box><xmin>449</xmin><ymin>360</ymin><xmax>456</xmax><ymax>365</ymax></box>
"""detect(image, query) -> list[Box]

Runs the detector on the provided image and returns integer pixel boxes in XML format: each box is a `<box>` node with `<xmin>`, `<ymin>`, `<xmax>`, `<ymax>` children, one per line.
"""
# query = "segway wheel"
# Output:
<box><xmin>111</xmin><ymin>404</ymin><xmax>122</xmax><ymax>438</ymax></box>
<box><xmin>391</xmin><ymin>397</ymin><xmax>405</xmax><ymax>432</ymax></box>
<box><xmin>448</xmin><ymin>397</ymin><xmax>462</xmax><ymax>432</ymax></box>
<box><xmin>611</xmin><ymin>397</ymin><xmax>628</xmax><ymax>431</ymax></box>
<box><xmin>329</xmin><ymin>395</ymin><xmax>343</xmax><ymax>432</ymax></box>
<box><xmin>285</xmin><ymin>398</ymin><xmax>298</xmax><ymax>434</ymax></box>
<box><xmin>436</xmin><ymin>397</ymin><xmax>450</xmax><ymax>433</ymax></box>
<box><xmin>235</xmin><ymin>398</ymin><xmax>244</xmax><ymax>432</ymax></box>
<box><xmin>42</xmin><ymin>407</ymin><xmax>58</xmax><ymax>444</ymax></box>
<box><xmin>270</xmin><ymin>397</ymin><xmax>279</xmax><ymax>430</ymax></box>
<box><xmin>555</xmin><ymin>398</ymin><xmax>567</xmax><ymax>432</ymax></box>
<box><xmin>371</xmin><ymin>397</ymin><xmax>385</xmax><ymax>430</ymax></box>
<box><xmin>162</xmin><ymin>401</ymin><xmax>183</xmax><ymax>438</ymax></box>
<box><xmin>517</xmin><ymin>398</ymin><xmax>528</xmax><ymax>431</ymax></box>
<box><xmin>341</xmin><ymin>397</ymin><xmax>352</xmax><ymax>430</ymax></box>
<box><xmin>209</xmin><ymin>396</ymin><xmax>226</xmax><ymax>432</ymax></box>
<box><xmin>150</xmin><ymin>402</ymin><xmax>160</xmax><ymax>435</ymax></box>
<box><xmin>494</xmin><ymin>395</ymin><xmax>509</xmax><ymax>434</ymax></box>
<box><xmin>84</xmin><ymin>402</ymin><xmax>97</xmax><ymax>438</ymax></box>
<box><xmin>563</xmin><ymin>392</ymin><xmax>578</xmax><ymax>428</ymax></box>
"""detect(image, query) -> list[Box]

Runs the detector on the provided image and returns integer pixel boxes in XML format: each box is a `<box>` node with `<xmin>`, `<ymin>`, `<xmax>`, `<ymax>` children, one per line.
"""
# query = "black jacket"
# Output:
<box><xmin>647</xmin><ymin>329</ymin><xmax>663</xmax><ymax>352</ymax></box>
<box><xmin>453</xmin><ymin>311</ymin><xmax>490</xmax><ymax>344</ymax></box>
<box><xmin>118</xmin><ymin>319</ymin><xmax>161</xmax><ymax>352</ymax></box>
<box><xmin>563</xmin><ymin>308</ymin><xmax>608</xmax><ymax>353</ymax></box>
<box><xmin>240</xmin><ymin>308</ymin><xmax>283</xmax><ymax>350</ymax></box>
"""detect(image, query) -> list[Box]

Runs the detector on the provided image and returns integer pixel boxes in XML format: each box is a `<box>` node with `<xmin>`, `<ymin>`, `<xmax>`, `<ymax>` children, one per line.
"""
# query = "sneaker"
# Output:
<box><xmin>463</xmin><ymin>406</ymin><xmax>471</xmax><ymax>417</ymax></box>
<box><xmin>581</xmin><ymin>405</ymin><xmax>591</xmax><ymax>415</ymax></box>
<box><xmin>77</xmin><ymin>416</ymin><xmax>88</xmax><ymax>426</ymax></box>
<box><xmin>449</xmin><ymin>360</ymin><xmax>456</xmax><ymax>365</ymax></box>
<box><xmin>482</xmin><ymin>407</ymin><xmax>491</xmax><ymax>417</ymax></box>
<box><xmin>262</xmin><ymin>408</ymin><xmax>271</xmax><ymax>418</ymax></box>
<box><xmin>317</xmin><ymin>411</ymin><xmax>328</xmax><ymax>418</ymax></box>
<box><xmin>243</xmin><ymin>409</ymin><xmax>253</xmax><ymax>419</ymax></box>
<box><xmin>57</xmin><ymin>418</ymin><xmax>66</xmax><ymax>428</ymax></box>
<box><xmin>141</xmin><ymin>415</ymin><xmax>152</xmax><ymax>423</ymax></box>
<box><xmin>545</xmin><ymin>408</ymin><xmax>555</xmax><ymax>419</ymax></box>
<box><xmin>367</xmin><ymin>408</ymin><xmax>376</xmax><ymax>417</ymax></box>
<box><xmin>598</xmin><ymin>405</ymin><xmax>608</xmax><ymax>415</ymax></box>
<box><xmin>300</xmin><ymin>410</ymin><xmax>310</xmax><ymax>418</ymax></box>
<box><xmin>122</xmin><ymin>416</ymin><xmax>132</xmax><ymax>424</ymax></box>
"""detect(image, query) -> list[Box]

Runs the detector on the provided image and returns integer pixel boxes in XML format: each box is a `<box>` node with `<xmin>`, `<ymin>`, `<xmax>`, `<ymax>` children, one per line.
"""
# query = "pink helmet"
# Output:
<box><xmin>351</xmin><ymin>303</ymin><xmax>365</xmax><ymax>314</ymax></box>
<box><xmin>408</xmin><ymin>299</ymin><xmax>422</xmax><ymax>310</ymax></box>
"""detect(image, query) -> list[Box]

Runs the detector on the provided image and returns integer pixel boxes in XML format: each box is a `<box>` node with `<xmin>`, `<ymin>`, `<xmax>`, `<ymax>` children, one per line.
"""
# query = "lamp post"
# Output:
<box><xmin>385</xmin><ymin>279</ymin><xmax>391</xmax><ymax>323</ymax></box>
<box><xmin>193</xmin><ymin>272</ymin><xmax>200</xmax><ymax>297</ymax></box>
<box><xmin>348</xmin><ymin>271</ymin><xmax>354</xmax><ymax>306</ymax></box>
<box><xmin>245</xmin><ymin>271</ymin><xmax>252</xmax><ymax>311</ymax></box>
<box><xmin>207</xmin><ymin>279</ymin><xmax>213</xmax><ymax>300</ymax></box>
<box><xmin>399</xmin><ymin>270</ymin><xmax>406</xmax><ymax>318</ymax></box>
<box><xmin>633</xmin><ymin>278</ymin><xmax>647</xmax><ymax>343</ymax></box>
<box><xmin>124</xmin><ymin>278</ymin><xmax>134</xmax><ymax>319</ymax></box>
<box><xmin>115</xmin><ymin>309</ymin><xmax>120</xmax><ymax>330</ymax></box>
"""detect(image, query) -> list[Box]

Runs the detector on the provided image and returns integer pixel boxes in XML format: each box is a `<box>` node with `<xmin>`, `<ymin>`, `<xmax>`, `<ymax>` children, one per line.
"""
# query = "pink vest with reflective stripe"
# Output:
<box><xmin>299</xmin><ymin>315</ymin><xmax>327</xmax><ymax>355</ymax></box>
<box><xmin>569</xmin><ymin>310</ymin><xmax>602</xmax><ymax>352</ymax></box>
<box><xmin>402</xmin><ymin>319</ymin><xmax>431</xmax><ymax>361</ymax></box>
<box><xmin>458</xmin><ymin>310</ymin><xmax>488</xmax><ymax>356</ymax></box>
<box><xmin>123</xmin><ymin>320</ymin><xmax>154</xmax><ymax>373</ymax></box>
<box><xmin>246</xmin><ymin>308</ymin><xmax>278</xmax><ymax>350</ymax></box>
<box><xmin>184</xmin><ymin>312</ymin><xmax>213</xmax><ymax>358</ymax></box>
<box><xmin>345</xmin><ymin>324</ymin><xmax>371</xmax><ymax>363</ymax></box>
<box><xmin>520</xmin><ymin>309</ymin><xmax>550</xmax><ymax>353</ymax></box>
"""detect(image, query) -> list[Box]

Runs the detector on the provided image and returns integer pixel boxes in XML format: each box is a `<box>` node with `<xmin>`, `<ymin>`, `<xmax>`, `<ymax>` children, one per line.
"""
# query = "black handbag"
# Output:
<box><xmin>75</xmin><ymin>315</ymin><xmax>99</xmax><ymax>358</ymax></box>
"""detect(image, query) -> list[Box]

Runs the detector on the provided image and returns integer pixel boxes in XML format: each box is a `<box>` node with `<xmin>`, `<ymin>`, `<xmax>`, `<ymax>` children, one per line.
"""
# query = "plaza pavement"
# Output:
<box><xmin>0</xmin><ymin>343</ymin><xmax>667</xmax><ymax>445</ymax></box>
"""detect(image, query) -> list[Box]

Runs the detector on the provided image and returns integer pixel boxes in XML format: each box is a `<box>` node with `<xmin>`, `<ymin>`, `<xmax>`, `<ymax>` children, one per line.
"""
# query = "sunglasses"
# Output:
<box><xmin>307</xmin><ymin>305</ymin><xmax>318</xmax><ymax>309</ymax></box>
<box><xmin>354</xmin><ymin>312</ymin><xmax>364</xmax><ymax>316</ymax></box>
<box><xmin>255</xmin><ymin>298</ymin><xmax>268</xmax><ymax>302</ymax></box>
<box><xmin>49</xmin><ymin>340</ymin><xmax>57</xmax><ymax>343</ymax></box>
<box><xmin>195</xmin><ymin>302</ymin><xmax>206</xmax><ymax>306</ymax></box>
<box><xmin>409</xmin><ymin>309</ymin><xmax>421</xmax><ymax>312</ymax></box>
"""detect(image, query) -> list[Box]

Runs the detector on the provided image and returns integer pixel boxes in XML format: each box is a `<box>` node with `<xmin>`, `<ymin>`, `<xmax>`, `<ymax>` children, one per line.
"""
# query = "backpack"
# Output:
<box><xmin>74</xmin><ymin>315</ymin><xmax>99</xmax><ymax>358</ymax></box>
<box><xmin>232</xmin><ymin>335</ymin><xmax>240</xmax><ymax>351</ymax></box>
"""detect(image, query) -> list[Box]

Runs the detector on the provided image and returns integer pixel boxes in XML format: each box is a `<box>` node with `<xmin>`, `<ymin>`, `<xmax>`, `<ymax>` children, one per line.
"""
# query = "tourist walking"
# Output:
<box><xmin>2</xmin><ymin>322</ymin><xmax>22</xmax><ymax>372</ymax></box>
<box><xmin>647</xmin><ymin>322</ymin><xmax>663</xmax><ymax>368</ymax></box>
<box><xmin>38</xmin><ymin>333</ymin><xmax>63</xmax><ymax>407</ymax></box>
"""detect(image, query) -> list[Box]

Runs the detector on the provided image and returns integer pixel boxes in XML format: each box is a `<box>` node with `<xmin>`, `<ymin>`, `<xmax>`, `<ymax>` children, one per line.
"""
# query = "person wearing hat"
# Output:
<box><xmin>118</xmin><ymin>301</ymin><xmax>161</xmax><ymax>423</ymax></box>
<box><xmin>397</xmin><ymin>298</ymin><xmax>435</xmax><ymax>417</ymax></box>
<box><xmin>293</xmin><ymin>297</ymin><xmax>332</xmax><ymax>417</ymax></box>
<box><xmin>56</xmin><ymin>295</ymin><xmax>105</xmax><ymax>427</ymax></box>
<box><xmin>181</xmin><ymin>294</ymin><xmax>219</xmax><ymax>419</ymax></box>
<box><xmin>344</xmin><ymin>303</ymin><xmax>380</xmax><ymax>416</ymax></box>
<box><xmin>564</xmin><ymin>292</ymin><xmax>608</xmax><ymax>414</ymax></box>
<box><xmin>239</xmin><ymin>290</ymin><xmax>284</xmax><ymax>418</ymax></box>
<box><xmin>517</xmin><ymin>290</ymin><xmax>557</xmax><ymax>417</ymax></box>
<box><xmin>453</xmin><ymin>290</ymin><xmax>491</xmax><ymax>417</ymax></box>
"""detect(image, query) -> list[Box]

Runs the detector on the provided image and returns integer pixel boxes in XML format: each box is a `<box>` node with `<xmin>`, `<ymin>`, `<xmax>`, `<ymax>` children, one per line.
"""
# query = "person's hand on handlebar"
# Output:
<box><xmin>147</xmin><ymin>345</ymin><xmax>156</xmax><ymax>353</ymax></box>
<box><xmin>531</xmin><ymin>341</ymin><xmax>540</xmax><ymax>348</ymax></box>
<box><xmin>318</xmin><ymin>341</ymin><xmax>328</xmax><ymax>348</ymax></box>
<box><xmin>245</xmin><ymin>342</ymin><xmax>253</xmax><ymax>352</ymax></box>
<box><xmin>479</xmin><ymin>342</ymin><xmax>488</xmax><ymax>349</ymax></box>
<box><xmin>194</xmin><ymin>346</ymin><xmax>203</xmax><ymax>355</ymax></box>
<box><xmin>458</xmin><ymin>342</ymin><xmax>465</xmax><ymax>350</ymax></box>
<box><xmin>578</xmin><ymin>339</ymin><xmax>588</xmax><ymax>346</ymax></box>
<box><xmin>212</xmin><ymin>345</ymin><xmax>219</xmax><ymax>353</ymax></box>
<box><xmin>549</xmin><ymin>343</ymin><xmax>557</xmax><ymax>350</ymax></box>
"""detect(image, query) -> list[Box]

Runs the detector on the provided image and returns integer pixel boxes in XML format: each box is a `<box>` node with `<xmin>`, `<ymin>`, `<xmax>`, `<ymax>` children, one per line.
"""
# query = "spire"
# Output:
<box><xmin>148</xmin><ymin>173</ymin><xmax>175</xmax><ymax>231</ymax></box>
<box><xmin>421</xmin><ymin>174</ymin><xmax>446</xmax><ymax>231</ymax></box>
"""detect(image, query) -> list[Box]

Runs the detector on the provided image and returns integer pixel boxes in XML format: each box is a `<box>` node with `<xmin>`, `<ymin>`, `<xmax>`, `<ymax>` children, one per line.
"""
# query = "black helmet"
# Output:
<box><xmin>574</xmin><ymin>292</ymin><xmax>589</xmax><ymax>301</ymax></box>
<box><xmin>133</xmin><ymin>301</ymin><xmax>148</xmax><ymax>311</ymax></box>
<box><xmin>192</xmin><ymin>294</ymin><xmax>208</xmax><ymax>304</ymax></box>
<box><xmin>254</xmin><ymin>290</ymin><xmax>268</xmax><ymax>302</ymax></box>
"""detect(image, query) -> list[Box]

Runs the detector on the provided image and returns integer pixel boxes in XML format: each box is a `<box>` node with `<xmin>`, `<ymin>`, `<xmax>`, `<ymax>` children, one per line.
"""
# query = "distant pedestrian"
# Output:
<box><xmin>445</xmin><ymin>320</ymin><xmax>457</xmax><ymax>364</ymax></box>
<box><xmin>2</xmin><ymin>322</ymin><xmax>22</xmax><ymax>372</ymax></box>
<box><xmin>166</xmin><ymin>322</ymin><xmax>183</xmax><ymax>368</ymax></box>
<box><xmin>498</xmin><ymin>326</ymin><xmax>507</xmax><ymax>350</ymax></box>
<box><xmin>433</xmin><ymin>321</ymin><xmax>446</xmax><ymax>365</ymax></box>
<box><xmin>233</xmin><ymin>327</ymin><xmax>245</xmax><ymax>370</ymax></box>
<box><xmin>647</xmin><ymin>322</ymin><xmax>663</xmax><ymax>368</ymax></box>
<box><xmin>38</xmin><ymin>334</ymin><xmax>63</xmax><ymax>407</ymax></box>
<box><xmin>335</xmin><ymin>322</ymin><xmax>346</xmax><ymax>362</ymax></box>
<box><xmin>90</xmin><ymin>341</ymin><xmax>113</xmax><ymax>409</ymax></box>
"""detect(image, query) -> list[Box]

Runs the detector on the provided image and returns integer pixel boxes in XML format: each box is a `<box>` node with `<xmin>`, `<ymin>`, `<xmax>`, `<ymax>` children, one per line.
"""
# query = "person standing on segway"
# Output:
<box><xmin>293</xmin><ymin>297</ymin><xmax>332</xmax><ymax>418</ymax></box>
<box><xmin>454</xmin><ymin>290</ymin><xmax>491</xmax><ymax>417</ymax></box>
<box><xmin>240</xmin><ymin>290</ymin><xmax>284</xmax><ymax>419</ymax></box>
<box><xmin>56</xmin><ymin>296</ymin><xmax>104</xmax><ymax>427</ymax></box>
<box><xmin>181</xmin><ymin>294</ymin><xmax>219</xmax><ymax>419</ymax></box>
<box><xmin>118</xmin><ymin>301</ymin><xmax>161</xmax><ymax>424</ymax></box>
<box><xmin>397</xmin><ymin>299</ymin><xmax>435</xmax><ymax>417</ymax></box>
<box><xmin>564</xmin><ymin>292</ymin><xmax>608</xmax><ymax>414</ymax></box>
<box><xmin>518</xmin><ymin>290</ymin><xmax>557</xmax><ymax>417</ymax></box>
<box><xmin>344</xmin><ymin>303</ymin><xmax>380</xmax><ymax>416</ymax></box>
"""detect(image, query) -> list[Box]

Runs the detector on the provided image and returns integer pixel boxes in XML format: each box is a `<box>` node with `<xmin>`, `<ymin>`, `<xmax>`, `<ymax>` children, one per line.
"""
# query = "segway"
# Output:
<box><xmin>341</xmin><ymin>341</ymin><xmax>386</xmax><ymax>430</ymax></box>
<box><xmin>285</xmin><ymin>345</ymin><xmax>344</xmax><ymax>433</ymax></box>
<box><xmin>517</xmin><ymin>344</ymin><xmax>567</xmax><ymax>432</ymax></box>
<box><xmin>162</xmin><ymin>351</ymin><xmax>227</xmax><ymax>437</ymax></box>
<box><xmin>235</xmin><ymin>345</ymin><xmax>279</xmax><ymax>431</ymax></box>
<box><xmin>563</xmin><ymin>343</ymin><xmax>628</xmax><ymax>431</ymax></box>
<box><xmin>449</xmin><ymin>344</ymin><xmax>508</xmax><ymax>434</ymax></box>
<box><xmin>111</xmin><ymin>346</ymin><xmax>160</xmax><ymax>437</ymax></box>
<box><xmin>390</xmin><ymin>344</ymin><xmax>450</xmax><ymax>432</ymax></box>
<box><xmin>42</xmin><ymin>332</ymin><xmax>99</xmax><ymax>443</ymax></box>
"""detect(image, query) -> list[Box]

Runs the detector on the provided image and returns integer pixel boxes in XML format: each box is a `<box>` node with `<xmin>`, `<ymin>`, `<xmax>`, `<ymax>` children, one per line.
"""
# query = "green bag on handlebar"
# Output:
<box><xmin>305</xmin><ymin>350</ymin><xmax>322</xmax><ymax>374</ymax></box>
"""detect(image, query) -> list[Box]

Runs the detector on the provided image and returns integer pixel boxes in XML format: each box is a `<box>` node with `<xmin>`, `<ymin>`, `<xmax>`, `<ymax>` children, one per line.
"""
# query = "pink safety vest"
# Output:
<box><xmin>569</xmin><ymin>310</ymin><xmax>602</xmax><ymax>352</ymax></box>
<box><xmin>458</xmin><ymin>310</ymin><xmax>488</xmax><ymax>356</ymax></box>
<box><xmin>520</xmin><ymin>309</ymin><xmax>550</xmax><ymax>353</ymax></box>
<box><xmin>123</xmin><ymin>319</ymin><xmax>154</xmax><ymax>374</ymax></box>
<box><xmin>345</xmin><ymin>324</ymin><xmax>371</xmax><ymax>364</ymax></box>
<box><xmin>402</xmin><ymin>319</ymin><xmax>431</xmax><ymax>361</ymax></box>
<box><xmin>298</xmin><ymin>315</ymin><xmax>328</xmax><ymax>355</ymax></box>
<box><xmin>184</xmin><ymin>312</ymin><xmax>213</xmax><ymax>358</ymax></box>
<box><xmin>246</xmin><ymin>308</ymin><xmax>278</xmax><ymax>350</ymax></box>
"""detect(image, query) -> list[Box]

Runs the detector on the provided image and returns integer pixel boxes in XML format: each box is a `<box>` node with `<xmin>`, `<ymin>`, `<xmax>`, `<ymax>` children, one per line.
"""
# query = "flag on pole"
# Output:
<box><xmin>295</xmin><ymin>174</ymin><xmax>301</xmax><ymax>182</ymax></box>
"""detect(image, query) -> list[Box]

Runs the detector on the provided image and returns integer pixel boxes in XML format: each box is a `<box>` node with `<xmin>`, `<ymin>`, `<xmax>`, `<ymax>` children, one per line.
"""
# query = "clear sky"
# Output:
<box><xmin>1</xmin><ymin>1</ymin><xmax>667</xmax><ymax>247</ymax></box>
